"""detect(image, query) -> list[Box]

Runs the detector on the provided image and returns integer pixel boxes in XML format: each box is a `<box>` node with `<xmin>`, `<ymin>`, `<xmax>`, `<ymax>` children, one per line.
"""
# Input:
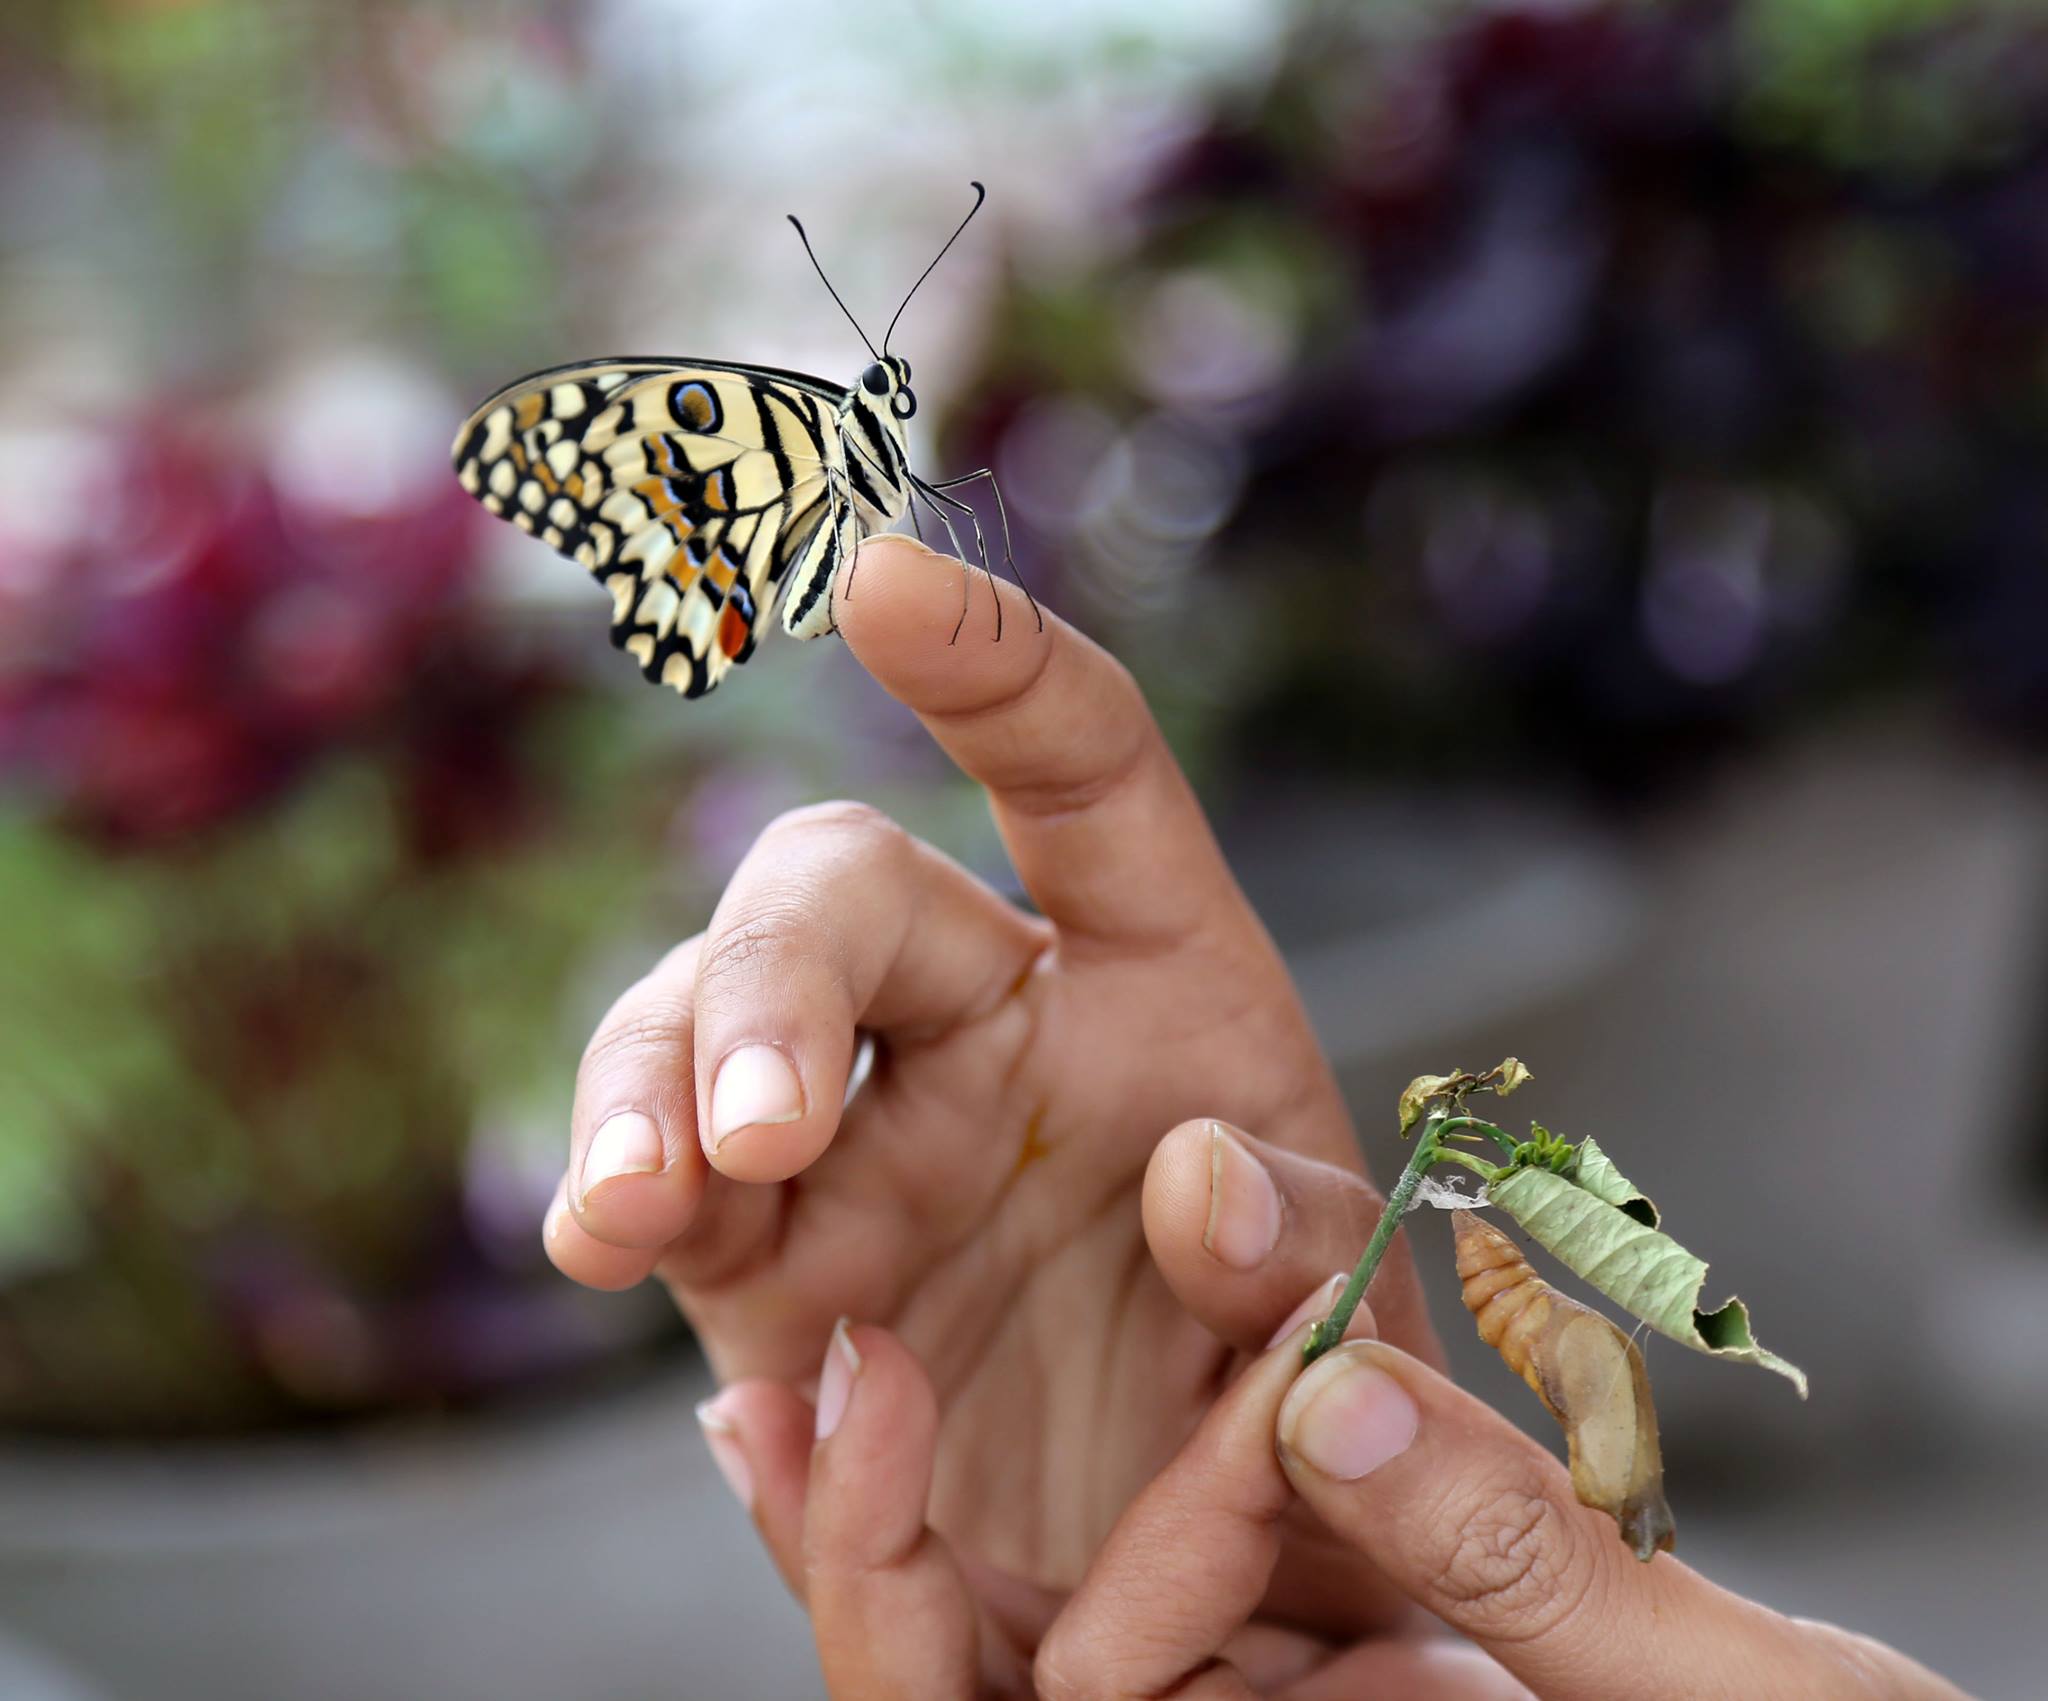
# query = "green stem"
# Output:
<box><xmin>1435</xmin><ymin>1116</ymin><xmax>1518</xmax><ymax>1159</ymax></box>
<box><xmin>1302</xmin><ymin>1125</ymin><xmax>1442</xmax><ymax>1363</ymax></box>
<box><xmin>1429</xmin><ymin>1147</ymin><xmax>1500</xmax><ymax>1181</ymax></box>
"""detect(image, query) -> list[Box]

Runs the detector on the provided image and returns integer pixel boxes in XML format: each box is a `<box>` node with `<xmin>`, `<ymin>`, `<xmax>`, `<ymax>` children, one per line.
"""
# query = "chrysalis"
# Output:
<box><xmin>1453</xmin><ymin>1210</ymin><xmax>1676</xmax><ymax>1562</ymax></box>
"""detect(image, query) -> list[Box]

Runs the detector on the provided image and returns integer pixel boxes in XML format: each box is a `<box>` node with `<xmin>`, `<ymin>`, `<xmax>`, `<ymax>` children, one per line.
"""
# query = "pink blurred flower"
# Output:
<box><xmin>0</xmin><ymin>361</ymin><xmax>521</xmax><ymax>847</ymax></box>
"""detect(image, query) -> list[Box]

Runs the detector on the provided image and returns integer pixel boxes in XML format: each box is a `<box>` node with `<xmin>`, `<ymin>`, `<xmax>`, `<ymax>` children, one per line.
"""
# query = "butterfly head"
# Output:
<box><xmin>859</xmin><ymin>356</ymin><xmax>916</xmax><ymax>421</ymax></box>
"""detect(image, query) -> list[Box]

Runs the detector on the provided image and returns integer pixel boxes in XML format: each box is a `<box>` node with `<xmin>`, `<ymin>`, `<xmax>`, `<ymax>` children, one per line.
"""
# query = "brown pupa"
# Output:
<box><xmin>1453</xmin><ymin>1210</ymin><xmax>1676</xmax><ymax>1562</ymax></box>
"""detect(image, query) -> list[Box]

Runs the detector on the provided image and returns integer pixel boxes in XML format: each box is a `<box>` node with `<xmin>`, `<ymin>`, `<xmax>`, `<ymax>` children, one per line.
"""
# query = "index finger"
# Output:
<box><xmin>837</xmin><ymin>537</ymin><xmax>1255</xmax><ymax>953</ymax></box>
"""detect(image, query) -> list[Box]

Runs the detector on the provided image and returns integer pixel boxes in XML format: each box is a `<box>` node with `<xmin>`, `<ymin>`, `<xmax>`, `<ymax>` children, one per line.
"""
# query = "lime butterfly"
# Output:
<box><xmin>450</xmin><ymin>183</ymin><xmax>1034</xmax><ymax>698</ymax></box>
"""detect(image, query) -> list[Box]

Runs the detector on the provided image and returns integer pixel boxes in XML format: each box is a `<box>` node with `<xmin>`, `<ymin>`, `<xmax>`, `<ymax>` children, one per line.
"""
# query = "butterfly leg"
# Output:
<box><xmin>923</xmin><ymin>468</ymin><xmax>1043</xmax><ymax>633</ymax></box>
<box><xmin>914</xmin><ymin>481</ymin><xmax>1002</xmax><ymax>643</ymax></box>
<box><xmin>911</xmin><ymin>485</ymin><xmax>982</xmax><ymax>645</ymax></box>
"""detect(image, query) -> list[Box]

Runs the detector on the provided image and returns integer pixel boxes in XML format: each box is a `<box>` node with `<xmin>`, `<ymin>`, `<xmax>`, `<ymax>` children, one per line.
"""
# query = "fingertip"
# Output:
<box><xmin>543</xmin><ymin>1178</ymin><xmax>660</xmax><ymax>1290</ymax></box>
<box><xmin>697</xmin><ymin>1378</ymin><xmax>817</xmax><ymax>1596</ymax></box>
<box><xmin>570</xmin><ymin>1110</ymin><xmax>708</xmax><ymax>1248</ymax></box>
<box><xmin>1141</xmin><ymin>1116</ymin><xmax>1213</xmax><ymax>1247</ymax></box>
<box><xmin>850</xmin><ymin>532</ymin><xmax>947</xmax><ymax>574</ymax></box>
<box><xmin>806</xmin><ymin>1322</ymin><xmax>946</xmax><ymax>1575</ymax></box>
<box><xmin>835</xmin><ymin>533</ymin><xmax>1051</xmax><ymax>712</ymax></box>
<box><xmin>699</xmin><ymin>1041</ymin><xmax>834</xmax><ymax>1183</ymax></box>
<box><xmin>1144</xmin><ymin>1118</ymin><xmax>1386</xmax><ymax>1355</ymax></box>
<box><xmin>1264</xmin><ymin>1273</ymin><xmax>1375</xmax><ymax>1352</ymax></box>
<box><xmin>800</xmin><ymin>1320</ymin><xmax>984</xmax><ymax>1696</ymax></box>
<box><xmin>1276</xmin><ymin>1341</ymin><xmax>1421</xmax><ymax>1486</ymax></box>
<box><xmin>810</xmin><ymin>1322</ymin><xmax>938</xmax><ymax>1469</ymax></box>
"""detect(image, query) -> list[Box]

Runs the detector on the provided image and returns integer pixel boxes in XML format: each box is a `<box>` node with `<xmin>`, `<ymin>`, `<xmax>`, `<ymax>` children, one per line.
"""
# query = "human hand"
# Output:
<box><xmin>765</xmin><ymin>1226</ymin><xmax>1971</xmax><ymax>1699</ymax></box>
<box><xmin>545</xmin><ymin>538</ymin><xmax>1439</xmax><ymax>1620</ymax></box>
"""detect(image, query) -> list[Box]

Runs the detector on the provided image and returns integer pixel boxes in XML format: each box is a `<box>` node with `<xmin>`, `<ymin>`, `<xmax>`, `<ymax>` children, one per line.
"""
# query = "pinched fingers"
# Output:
<box><xmin>688</xmin><ymin>800</ymin><xmax>1046</xmax><ymax>1187</ymax></box>
<box><xmin>1274</xmin><ymin>1344</ymin><xmax>1969</xmax><ymax>1701</ymax></box>
<box><xmin>1141</xmin><ymin>1118</ymin><xmax>1441</xmax><ymax>1367</ymax></box>
<box><xmin>561</xmin><ymin>804</ymin><xmax>1044</xmax><ymax>1263</ymax></box>
<box><xmin>701</xmin><ymin>1324</ymin><xmax>1063</xmax><ymax>1699</ymax></box>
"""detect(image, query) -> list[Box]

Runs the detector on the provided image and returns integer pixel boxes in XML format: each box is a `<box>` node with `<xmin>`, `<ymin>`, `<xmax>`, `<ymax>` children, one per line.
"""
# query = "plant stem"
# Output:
<box><xmin>1302</xmin><ymin>1123</ymin><xmax>1442</xmax><ymax>1363</ymax></box>
<box><xmin>1430</xmin><ymin>1147</ymin><xmax>1499</xmax><ymax>1181</ymax></box>
<box><xmin>1435</xmin><ymin>1116</ymin><xmax>1518</xmax><ymax>1159</ymax></box>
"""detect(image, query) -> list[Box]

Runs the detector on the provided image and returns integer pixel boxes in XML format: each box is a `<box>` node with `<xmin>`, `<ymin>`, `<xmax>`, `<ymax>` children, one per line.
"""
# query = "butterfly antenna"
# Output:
<box><xmin>788</xmin><ymin>213</ymin><xmax>880</xmax><ymax>362</ymax></box>
<box><xmin>883</xmin><ymin>181</ymin><xmax>987</xmax><ymax>356</ymax></box>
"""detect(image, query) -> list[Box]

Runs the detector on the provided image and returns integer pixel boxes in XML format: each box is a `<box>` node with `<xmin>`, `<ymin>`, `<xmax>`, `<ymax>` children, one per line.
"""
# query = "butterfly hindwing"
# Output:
<box><xmin>452</xmin><ymin>359</ymin><xmax>850</xmax><ymax>697</ymax></box>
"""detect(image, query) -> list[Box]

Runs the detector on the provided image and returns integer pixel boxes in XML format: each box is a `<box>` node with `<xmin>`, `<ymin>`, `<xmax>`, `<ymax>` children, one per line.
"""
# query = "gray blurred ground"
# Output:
<box><xmin>3</xmin><ymin>1355</ymin><xmax>2039</xmax><ymax>1701</ymax></box>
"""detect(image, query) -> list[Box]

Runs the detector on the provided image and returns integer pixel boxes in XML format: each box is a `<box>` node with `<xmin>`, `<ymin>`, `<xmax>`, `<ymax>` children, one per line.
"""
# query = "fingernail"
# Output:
<box><xmin>543</xmin><ymin>1192</ymin><xmax>572</xmax><ymax>1248</ymax></box>
<box><xmin>578</xmin><ymin>1111</ymin><xmax>666</xmax><ymax>1204</ymax></box>
<box><xmin>696</xmin><ymin>1394</ymin><xmax>754</xmax><ymax>1511</ymax></box>
<box><xmin>1279</xmin><ymin>1347</ymin><xmax>1419</xmax><ymax>1481</ymax></box>
<box><xmin>710</xmin><ymin>1045</ymin><xmax>806</xmax><ymax>1151</ymax></box>
<box><xmin>1204</xmin><ymin>1123</ymin><xmax>1283</xmax><ymax>1270</ymax></box>
<box><xmin>1267</xmin><ymin>1272</ymin><xmax>1349</xmax><ymax>1349</ymax></box>
<box><xmin>815</xmin><ymin>1317</ymin><xmax>862</xmax><ymax>1442</ymax></box>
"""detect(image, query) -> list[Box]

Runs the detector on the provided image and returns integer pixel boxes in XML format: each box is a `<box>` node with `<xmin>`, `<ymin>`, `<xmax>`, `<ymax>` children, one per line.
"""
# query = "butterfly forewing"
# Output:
<box><xmin>452</xmin><ymin>358</ymin><xmax>851</xmax><ymax>697</ymax></box>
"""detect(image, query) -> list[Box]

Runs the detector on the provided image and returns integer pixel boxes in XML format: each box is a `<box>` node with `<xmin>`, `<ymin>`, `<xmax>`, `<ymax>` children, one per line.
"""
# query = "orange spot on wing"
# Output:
<box><xmin>632</xmin><ymin>476</ymin><xmax>689</xmax><ymax>525</ymax></box>
<box><xmin>717</xmin><ymin>601</ymin><xmax>751</xmax><ymax>659</ymax></box>
<box><xmin>678</xmin><ymin>385</ymin><xmax>716</xmax><ymax>429</ymax></box>
<box><xmin>514</xmin><ymin>393</ymin><xmax>545</xmax><ymax>429</ymax></box>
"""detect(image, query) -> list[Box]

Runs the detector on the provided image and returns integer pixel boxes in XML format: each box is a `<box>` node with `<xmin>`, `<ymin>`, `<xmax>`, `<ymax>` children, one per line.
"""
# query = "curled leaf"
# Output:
<box><xmin>1487</xmin><ymin>1166</ymin><xmax>1807</xmax><ymax>1396</ymax></box>
<box><xmin>1490</xmin><ymin>1057</ymin><xmax>1532</xmax><ymax>1096</ymax></box>
<box><xmin>1398</xmin><ymin>1073</ymin><xmax>1460</xmax><ymax>1133</ymax></box>
<box><xmin>1563</xmin><ymin>1137</ymin><xmax>1658</xmax><ymax>1227</ymax></box>
<box><xmin>1455</xmin><ymin>1212</ymin><xmax>1675</xmax><ymax>1562</ymax></box>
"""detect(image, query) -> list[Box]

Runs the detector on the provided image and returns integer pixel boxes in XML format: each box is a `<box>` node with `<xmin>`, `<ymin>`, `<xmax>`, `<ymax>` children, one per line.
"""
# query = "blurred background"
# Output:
<box><xmin>1</xmin><ymin>0</ymin><xmax>2044</xmax><ymax>1694</ymax></box>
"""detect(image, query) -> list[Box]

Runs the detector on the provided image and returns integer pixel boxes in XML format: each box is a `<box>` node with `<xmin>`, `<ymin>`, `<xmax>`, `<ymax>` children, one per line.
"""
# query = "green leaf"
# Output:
<box><xmin>1487</xmin><ymin>1167</ymin><xmax>1807</xmax><ymax>1397</ymax></box>
<box><xmin>1564</xmin><ymin>1137</ymin><xmax>1659</xmax><ymax>1227</ymax></box>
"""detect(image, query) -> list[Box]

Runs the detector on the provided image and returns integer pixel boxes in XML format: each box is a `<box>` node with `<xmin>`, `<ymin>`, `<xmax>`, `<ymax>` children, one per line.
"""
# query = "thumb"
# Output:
<box><xmin>1275</xmin><ymin>1343</ymin><xmax>1966</xmax><ymax>1701</ymax></box>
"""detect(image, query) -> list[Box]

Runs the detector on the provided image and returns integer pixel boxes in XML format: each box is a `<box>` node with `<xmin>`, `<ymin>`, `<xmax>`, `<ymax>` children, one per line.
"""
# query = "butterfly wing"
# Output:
<box><xmin>452</xmin><ymin>358</ymin><xmax>849</xmax><ymax>697</ymax></box>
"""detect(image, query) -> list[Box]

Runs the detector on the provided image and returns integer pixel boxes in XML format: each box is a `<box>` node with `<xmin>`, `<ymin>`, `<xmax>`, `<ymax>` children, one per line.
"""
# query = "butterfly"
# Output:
<box><xmin>450</xmin><ymin>182</ymin><xmax>1035</xmax><ymax>699</ymax></box>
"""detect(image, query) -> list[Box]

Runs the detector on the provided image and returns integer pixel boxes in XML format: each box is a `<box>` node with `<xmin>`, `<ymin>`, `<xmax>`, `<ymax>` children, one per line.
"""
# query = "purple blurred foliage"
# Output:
<box><xmin>957</xmin><ymin>1</ymin><xmax>2048</xmax><ymax>792</ymax></box>
<box><xmin>0</xmin><ymin>412</ymin><xmax>540</xmax><ymax>846</ymax></box>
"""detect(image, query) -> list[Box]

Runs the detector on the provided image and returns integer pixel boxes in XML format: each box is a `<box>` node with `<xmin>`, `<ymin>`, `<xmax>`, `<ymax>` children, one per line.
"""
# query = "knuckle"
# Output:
<box><xmin>760</xmin><ymin>798</ymin><xmax>905</xmax><ymax>856</ymax></box>
<box><xmin>696</xmin><ymin>902</ymin><xmax>815</xmax><ymax>992</ymax></box>
<box><xmin>1422</xmin><ymin>1469</ymin><xmax>1598</xmax><ymax>1645</ymax></box>
<box><xmin>580</xmin><ymin>987</ymin><xmax>691</xmax><ymax>1082</ymax></box>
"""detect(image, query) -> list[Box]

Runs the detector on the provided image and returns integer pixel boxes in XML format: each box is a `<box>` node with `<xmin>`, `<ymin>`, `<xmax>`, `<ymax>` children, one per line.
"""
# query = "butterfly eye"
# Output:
<box><xmin>892</xmin><ymin>389</ymin><xmax>917</xmax><ymax>419</ymax></box>
<box><xmin>860</xmin><ymin>362</ymin><xmax>891</xmax><ymax>397</ymax></box>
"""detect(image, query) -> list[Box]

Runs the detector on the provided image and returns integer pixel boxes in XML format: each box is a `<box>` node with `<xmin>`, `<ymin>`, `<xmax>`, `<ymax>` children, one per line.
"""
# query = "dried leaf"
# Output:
<box><xmin>1491</xmin><ymin>1057</ymin><xmax>1532</xmax><ymax>1096</ymax></box>
<box><xmin>1455</xmin><ymin>1211</ymin><xmax>1675</xmax><ymax>1562</ymax></box>
<box><xmin>1397</xmin><ymin>1073</ymin><xmax>1460</xmax><ymax>1133</ymax></box>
